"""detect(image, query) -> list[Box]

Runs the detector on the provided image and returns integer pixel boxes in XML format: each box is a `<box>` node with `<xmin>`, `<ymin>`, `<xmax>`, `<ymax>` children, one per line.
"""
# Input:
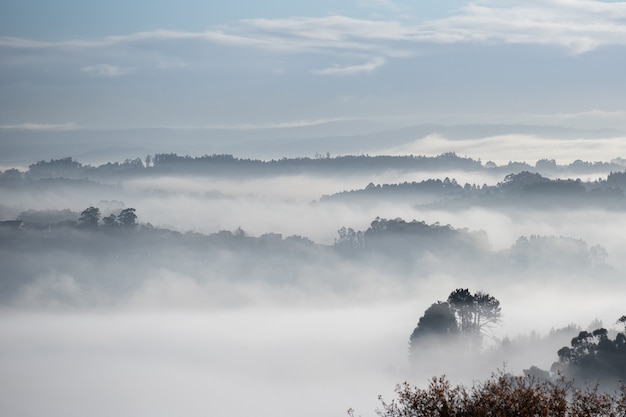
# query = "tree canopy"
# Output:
<box><xmin>409</xmin><ymin>289</ymin><xmax>502</xmax><ymax>357</ymax></box>
<box><xmin>552</xmin><ymin>318</ymin><xmax>626</xmax><ymax>384</ymax></box>
<box><xmin>409</xmin><ymin>302</ymin><xmax>458</xmax><ymax>353</ymax></box>
<box><xmin>79</xmin><ymin>206</ymin><xmax>100</xmax><ymax>228</ymax></box>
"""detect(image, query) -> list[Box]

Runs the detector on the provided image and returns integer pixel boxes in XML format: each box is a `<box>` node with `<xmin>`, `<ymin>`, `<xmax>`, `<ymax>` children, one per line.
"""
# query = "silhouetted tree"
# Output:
<box><xmin>552</xmin><ymin>317</ymin><xmax>626</xmax><ymax>385</ymax></box>
<box><xmin>447</xmin><ymin>288</ymin><xmax>476</xmax><ymax>334</ymax></box>
<box><xmin>79</xmin><ymin>206</ymin><xmax>100</xmax><ymax>228</ymax></box>
<box><xmin>409</xmin><ymin>290</ymin><xmax>501</xmax><ymax>359</ymax></box>
<box><xmin>117</xmin><ymin>208</ymin><xmax>137</xmax><ymax>227</ymax></box>
<box><xmin>473</xmin><ymin>291</ymin><xmax>502</xmax><ymax>335</ymax></box>
<box><xmin>409</xmin><ymin>302</ymin><xmax>458</xmax><ymax>355</ymax></box>
<box><xmin>447</xmin><ymin>288</ymin><xmax>501</xmax><ymax>341</ymax></box>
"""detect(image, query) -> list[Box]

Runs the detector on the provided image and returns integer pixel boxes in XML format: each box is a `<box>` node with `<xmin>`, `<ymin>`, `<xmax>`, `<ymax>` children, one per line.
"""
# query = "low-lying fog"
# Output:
<box><xmin>2</xmin><ymin>279</ymin><xmax>623</xmax><ymax>417</ymax></box>
<box><xmin>1</xmin><ymin>145</ymin><xmax>626</xmax><ymax>417</ymax></box>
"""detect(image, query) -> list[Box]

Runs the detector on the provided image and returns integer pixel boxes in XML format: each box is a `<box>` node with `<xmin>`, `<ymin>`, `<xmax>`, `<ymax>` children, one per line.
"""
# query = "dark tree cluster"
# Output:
<box><xmin>408</xmin><ymin>301</ymin><xmax>458</xmax><ymax>342</ymax></box>
<box><xmin>409</xmin><ymin>289</ymin><xmax>502</xmax><ymax>356</ymax></box>
<box><xmin>552</xmin><ymin>316</ymin><xmax>626</xmax><ymax>384</ymax></box>
<box><xmin>325</xmin><ymin>170</ymin><xmax>626</xmax><ymax>208</ymax></box>
<box><xmin>78</xmin><ymin>206</ymin><xmax>137</xmax><ymax>229</ymax></box>
<box><xmin>321</xmin><ymin>177</ymin><xmax>472</xmax><ymax>203</ymax></box>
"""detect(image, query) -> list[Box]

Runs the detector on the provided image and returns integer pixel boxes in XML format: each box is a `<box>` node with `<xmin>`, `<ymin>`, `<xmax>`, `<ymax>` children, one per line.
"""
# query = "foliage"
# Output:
<box><xmin>409</xmin><ymin>289</ymin><xmax>501</xmax><ymax>357</ymax></box>
<box><xmin>102</xmin><ymin>213</ymin><xmax>117</xmax><ymax>227</ymax></box>
<box><xmin>409</xmin><ymin>302</ymin><xmax>458</xmax><ymax>353</ymax></box>
<box><xmin>79</xmin><ymin>206</ymin><xmax>100</xmax><ymax>227</ymax></box>
<box><xmin>335</xmin><ymin>217</ymin><xmax>489</xmax><ymax>258</ymax></box>
<box><xmin>446</xmin><ymin>289</ymin><xmax>501</xmax><ymax>339</ymax></box>
<box><xmin>552</xmin><ymin>319</ymin><xmax>626</xmax><ymax>383</ymax></box>
<box><xmin>368</xmin><ymin>372</ymin><xmax>626</xmax><ymax>417</ymax></box>
<box><xmin>510</xmin><ymin>235</ymin><xmax>595</xmax><ymax>269</ymax></box>
<box><xmin>117</xmin><ymin>208</ymin><xmax>137</xmax><ymax>227</ymax></box>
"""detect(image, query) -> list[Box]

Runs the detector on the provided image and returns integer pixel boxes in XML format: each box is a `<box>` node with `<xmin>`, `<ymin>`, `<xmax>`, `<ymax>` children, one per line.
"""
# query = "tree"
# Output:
<box><xmin>102</xmin><ymin>213</ymin><xmax>117</xmax><ymax>227</ymax></box>
<box><xmin>447</xmin><ymin>289</ymin><xmax>475</xmax><ymax>334</ymax></box>
<box><xmin>335</xmin><ymin>227</ymin><xmax>364</xmax><ymax>250</ymax></box>
<box><xmin>552</xmin><ymin>317</ymin><xmax>626</xmax><ymax>384</ymax></box>
<box><xmin>409</xmin><ymin>302</ymin><xmax>458</xmax><ymax>355</ymax></box>
<box><xmin>447</xmin><ymin>288</ymin><xmax>501</xmax><ymax>341</ymax></box>
<box><xmin>117</xmin><ymin>208</ymin><xmax>137</xmax><ymax>227</ymax></box>
<box><xmin>409</xmin><ymin>289</ymin><xmax>501</xmax><ymax>360</ymax></box>
<box><xmin>473</xmin><ymin>291</ymin><xmax>502</xmax><ymax>336</ymax></box>
<box><xmin>79</xmin><ymin>206</ymin><xmax>100</xmax><ymax>228</ymax></box>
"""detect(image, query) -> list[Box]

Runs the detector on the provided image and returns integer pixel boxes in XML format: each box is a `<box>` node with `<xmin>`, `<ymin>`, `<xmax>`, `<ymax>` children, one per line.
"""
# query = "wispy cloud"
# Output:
<box><xmin>313</xmin><ymin>57</ymin><xmax>386</xmax><ymax>75</ymax></box>
<box><xmin>1</xmin><ymin>1</ymin><xmax>624</xmax><ymax>55</ymax></box>
<box><xmin>1</xmin><ymin>1</ymin><xmax>625</xmax><ymax>72</ymax></box>
<box><xmin>80</xmin><ymin>64</ymin><xmax>135</xmax><ymax>77</ymax></box>
<box><xmin>429</xmin><ymin>0</ymin><xmax>626</xmax><ymax>53</ymax></box>
<box><xmin>211</xmin><ymin>1</ymin><xmax>626</xmax><ymax>55</ymax></box>
<box><xmin>161</xmin><ymin>117</ymin><xmax>363</xmax><ymax>130</ymax></box>
<box><xmin>0</xmin><ymin>122</ymin><xmax>78</xmax><ymax>131</ymax></box>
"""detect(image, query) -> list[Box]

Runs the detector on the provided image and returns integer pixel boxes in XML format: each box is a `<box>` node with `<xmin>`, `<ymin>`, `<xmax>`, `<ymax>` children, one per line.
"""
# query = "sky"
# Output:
<box><xmin>1</xmin><ymin>0</ymin><xmax>626</xmax><ymax>132</ymax></box>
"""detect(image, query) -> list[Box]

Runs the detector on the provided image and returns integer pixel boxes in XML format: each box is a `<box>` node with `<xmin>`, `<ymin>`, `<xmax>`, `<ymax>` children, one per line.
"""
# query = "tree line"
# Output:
<box><xmin>2</xmin><ymin>154</ymin><xmax>626</xmax><ymax>182</ymax></box>
<box><xmin>323</xmin><ymin>170</ymin><xmax>626</xmax><ymax>206</ymax></box>
<box><xmin>78</xmin><ymin>206</ymin><xmax>137</xmax><ymax>228</ymax></box>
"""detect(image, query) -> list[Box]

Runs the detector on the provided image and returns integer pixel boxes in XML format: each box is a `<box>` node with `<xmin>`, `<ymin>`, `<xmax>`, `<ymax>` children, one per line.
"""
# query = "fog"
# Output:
<box><xmin>1</xmin><ymin>147</ymin><xmax>626</xmax><ymax>417</ymax></box>
<box><xmin>0</xmin><ymin>308</ymin><xmax>410</xmax><ymax>417</ymax></box>
<box><xmin>382</xmin><ymin>133</ymin><xmax>626</xmax><ymax>167</ymax></box>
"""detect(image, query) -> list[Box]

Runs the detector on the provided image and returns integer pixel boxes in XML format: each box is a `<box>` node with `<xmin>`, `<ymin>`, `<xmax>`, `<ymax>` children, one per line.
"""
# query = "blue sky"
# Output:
<box><xmin>0</xmin><ymin>1</ymin><xmax>468</xmax><ymax>37</ymax></box>
<box><xmin>1</xmin><ymin>0</ymin><xmax>625</xmax><ymax>132</ymax></box>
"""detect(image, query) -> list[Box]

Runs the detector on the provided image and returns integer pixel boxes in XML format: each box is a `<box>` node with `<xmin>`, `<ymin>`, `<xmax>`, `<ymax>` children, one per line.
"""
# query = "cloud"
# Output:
<box><xmin>380</xmin><ymin>132</ymin><xmax>626</xmax><ymax>166</ymax></box>
<box><xmin>430</xmin><ymin>0</ymin><xmax>626</xmax><ymax>53</ymax></box>
<box><xmin>80</xmin><ymin>64</ymin><xmax>135</xmax><ymax>77</ymax></box>
<box><xmin>313</xmin><ymin>57</ymin><xmax>386</xmax><ymax>75</ymax></box>
<box><xmin>161</xmin><ymin>117</ymin><xmax>363</xmax><ymax>130</ymax></box>
<box><xmin>2</xmin><ymin>1</ymin><xmax>625</xmax><ymax>62</ymax></box>
<box><xmin>0</xmin><ymin>122</ymin><xmax>78</xmax><ymax>131</ymax></box>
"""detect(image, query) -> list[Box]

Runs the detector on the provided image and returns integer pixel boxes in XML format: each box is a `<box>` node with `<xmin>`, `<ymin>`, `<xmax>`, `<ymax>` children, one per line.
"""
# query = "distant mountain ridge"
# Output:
<box><xmin>1</xmin><ymin>123</ymin><xmax>623</xmax><ymax>168</ymax></box>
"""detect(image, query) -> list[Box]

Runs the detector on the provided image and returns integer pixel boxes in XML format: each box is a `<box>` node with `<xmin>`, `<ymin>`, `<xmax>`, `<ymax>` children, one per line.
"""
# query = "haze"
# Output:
<box><xmin>2</xmin><ymin>1</ymin><xmax>626</xmax><ymax>417</ymax></box>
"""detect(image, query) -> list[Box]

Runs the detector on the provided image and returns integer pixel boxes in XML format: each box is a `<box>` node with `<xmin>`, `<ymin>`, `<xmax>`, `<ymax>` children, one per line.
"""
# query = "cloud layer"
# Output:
<box><xmin>1</xmin><ymin>0</ymin><xmax>625</xmax><ymax>137</ymax></box>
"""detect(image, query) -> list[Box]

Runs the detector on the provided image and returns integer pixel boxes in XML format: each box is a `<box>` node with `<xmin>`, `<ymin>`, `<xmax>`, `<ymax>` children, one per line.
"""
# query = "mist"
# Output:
<box><xmin>2</xmin><ymin>145</ymin><xmax>626</xmax><ymax>417</ymax></box>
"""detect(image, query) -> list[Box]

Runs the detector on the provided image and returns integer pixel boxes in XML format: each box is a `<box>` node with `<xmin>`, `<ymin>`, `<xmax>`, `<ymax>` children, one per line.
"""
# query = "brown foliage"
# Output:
<box><xmin>369</xmin><ymin>371</ymin><xmax>626</xmax><ymax>417</ymax></box>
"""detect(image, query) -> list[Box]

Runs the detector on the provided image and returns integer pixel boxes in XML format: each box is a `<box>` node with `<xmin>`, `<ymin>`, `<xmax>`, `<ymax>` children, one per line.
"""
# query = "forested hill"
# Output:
<box><xmin>3</xmin><ymin>152</ymin><xmax>626</xmax><ymax>181</ymax></box>
<box><xmin>8</xmin><ymin>153</ymin><xmax>481</xmax><ymax>180</ymax></box>
<box><xmin>322</xmin><ymin>171</ymin><xmax>626</xmax><ymax>209</ymax></box>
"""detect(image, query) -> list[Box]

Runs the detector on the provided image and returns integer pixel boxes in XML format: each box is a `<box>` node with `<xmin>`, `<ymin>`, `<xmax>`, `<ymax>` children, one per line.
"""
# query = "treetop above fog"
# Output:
<box><xmin>409</xmin><ymin>289</ymin><xmax>502</xmax><ymax>355</ymax></box>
